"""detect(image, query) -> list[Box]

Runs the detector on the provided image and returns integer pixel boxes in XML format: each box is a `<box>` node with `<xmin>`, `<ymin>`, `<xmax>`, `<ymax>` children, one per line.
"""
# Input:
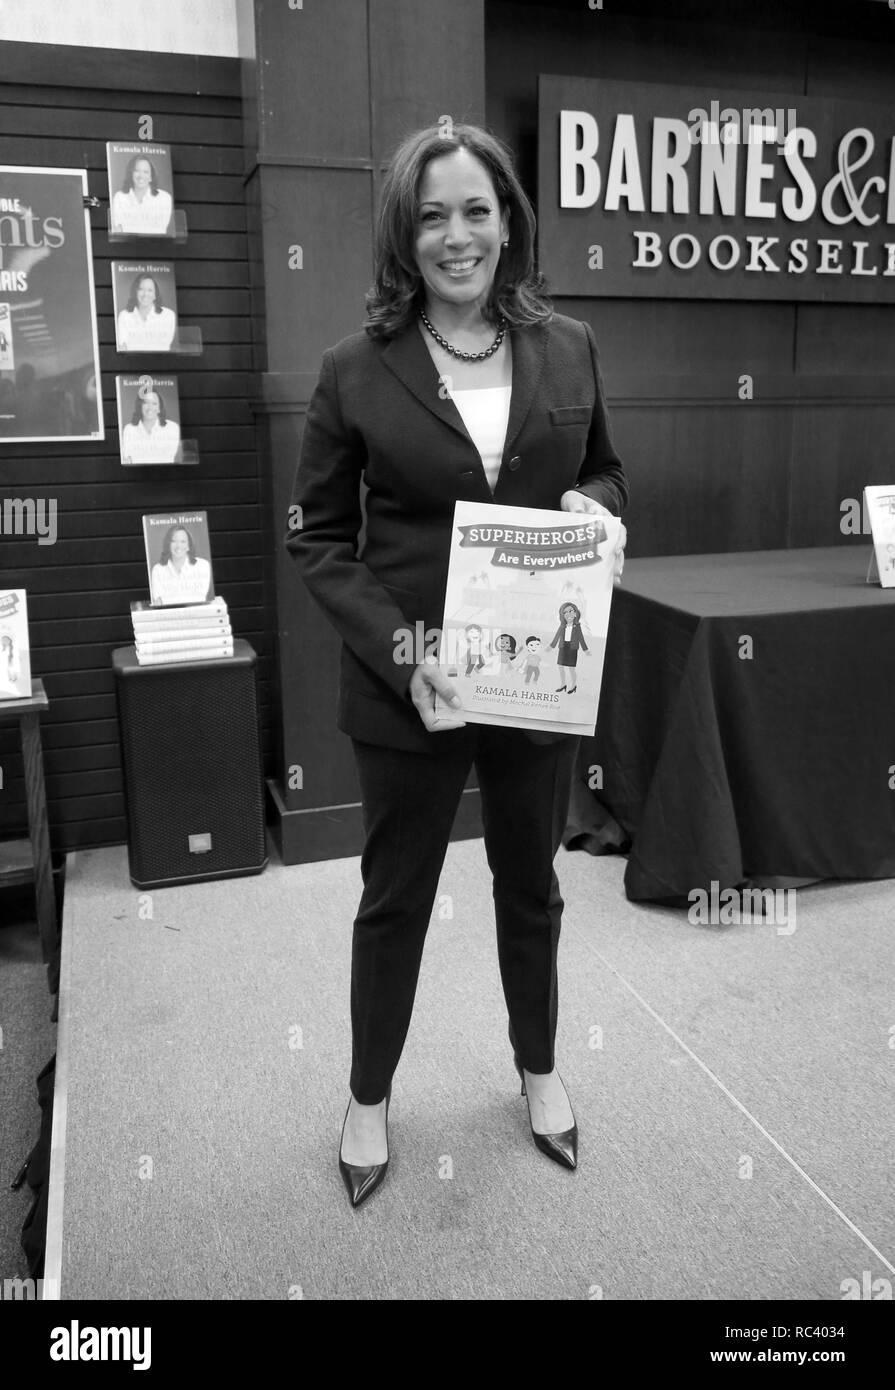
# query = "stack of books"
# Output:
<box><xmin>130</xmin><ymin>598</ymin><xmax>233</xmax><ymax>665</ymax></box>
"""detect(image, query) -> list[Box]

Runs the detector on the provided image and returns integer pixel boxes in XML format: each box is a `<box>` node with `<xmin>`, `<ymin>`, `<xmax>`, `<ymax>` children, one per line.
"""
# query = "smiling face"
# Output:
<box><xmin>140</xmin><ymin>391</ymin><xmax>160</xmax><ymax>425</ymax></box>
<box><xmin>560</xmin><ymin>604</ymin><xmax>578</xmax><ymax>624</ymax></box>
<box><xmin>169</xmin><ymin>529</ymin><xmax>189</xmax><ymax>561</ymax></box>
<box><xmin>132</xmin><ymin>158</ymin><xmax>152</xmax><ymax>192</ymax></box>
<box><xmin>526</xmin><ymin>637</ymin><xmax>541</xmax><ymax>652</ymax></box>
<box><xmin>414</xmin><ymin>149</ymin><xmax>509</xmax><ymax>317</ymax></box>
<box><xmin>136</xmin><ymin>277</ymin><xmax>157</xmax><ymax>310</ymax></box>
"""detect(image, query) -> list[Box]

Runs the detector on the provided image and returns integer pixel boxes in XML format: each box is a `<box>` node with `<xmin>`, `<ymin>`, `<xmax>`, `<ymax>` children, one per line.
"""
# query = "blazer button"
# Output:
<box><xmin>508</xmin><ymin>455</ymin><xmax>521</xmax><ymax>471</ymax></box>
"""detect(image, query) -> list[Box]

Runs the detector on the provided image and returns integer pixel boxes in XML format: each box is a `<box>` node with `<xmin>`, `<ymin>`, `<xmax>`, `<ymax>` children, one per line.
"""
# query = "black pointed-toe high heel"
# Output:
<box><xmin>512</xmin><ymin>1056</ymin><xmax>578</xmax><ymax>1171</ymax></box>
<box><xmin>338</xmin><ymin>1081</ymin><xmax>392</xmax><ymax>1209</ymax></box>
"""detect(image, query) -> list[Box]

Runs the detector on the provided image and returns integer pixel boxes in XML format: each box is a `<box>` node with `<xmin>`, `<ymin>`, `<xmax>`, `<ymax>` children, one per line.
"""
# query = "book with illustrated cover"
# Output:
<box><xmin>436</xmin><ymin>501</ymin><xmax>620</xmax><ymax>735</ymax></box>
<box><xmin>0</xmin><ymin>589</ymin><xmax>32</xmax><ymax>700</ymax></box>
<box><xmin>863</xmin><ymin>486</ymin><xmax>895</xmax><ymax>589</ymax></box>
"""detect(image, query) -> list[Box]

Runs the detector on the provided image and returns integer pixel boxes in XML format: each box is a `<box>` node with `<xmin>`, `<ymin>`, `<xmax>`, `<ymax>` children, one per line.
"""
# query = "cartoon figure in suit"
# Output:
<box><xmin>549</xmin><ymin>601</ymin><xmax>588</xmax><ymax>693</ymax></box>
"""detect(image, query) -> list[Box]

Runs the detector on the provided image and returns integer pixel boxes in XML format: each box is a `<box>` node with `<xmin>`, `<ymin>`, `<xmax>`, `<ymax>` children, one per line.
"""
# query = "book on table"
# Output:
<box><xmin>0</xmin><ymin>589</ymin><xmax>32</xmax><ymax>700</ymax></box>
<box><xmin>863</xmin><ymin>485</ymin><xmax>895</xmax><ymax>588</ymax></box>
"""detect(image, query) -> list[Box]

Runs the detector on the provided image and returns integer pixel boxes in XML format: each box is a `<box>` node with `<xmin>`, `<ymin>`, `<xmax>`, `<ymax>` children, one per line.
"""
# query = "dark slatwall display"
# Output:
<box><xmin>0</xmin><ymin>43</ymin><xmax>274</xmax><ymax>853</ymax></box>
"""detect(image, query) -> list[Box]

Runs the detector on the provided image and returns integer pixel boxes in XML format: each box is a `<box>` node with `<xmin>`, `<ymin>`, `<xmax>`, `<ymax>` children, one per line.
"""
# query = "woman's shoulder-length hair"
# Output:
<box><xmin>363</xmin><ymin>123</ymin><xmax>553</xmax><ymax>340</ymax></box>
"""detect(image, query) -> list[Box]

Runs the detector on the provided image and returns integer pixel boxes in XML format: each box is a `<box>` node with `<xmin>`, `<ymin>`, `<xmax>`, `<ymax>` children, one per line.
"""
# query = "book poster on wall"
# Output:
<box><xmin>107</xmin><ymin>144</ymin><xmax>175</xmax><ymax>237</ymax></box>
<box><xmin>142</xmin><ymin>512</ymin><xmax>215</xmax><ymax>607</ymax></box>
<box><xmin>112</xmin><ymin>261</ymin><xmax>178</xmax><ymax>351</ymax></box>
<box><xmin>0</xmin><ymin>166</ymin><xmax>104</xmax><ymax>443</ymax></box>
<box><xmin>117</xmin><ymin>374</ymin><xmax>182</xmax><ymax>464</ymax></box>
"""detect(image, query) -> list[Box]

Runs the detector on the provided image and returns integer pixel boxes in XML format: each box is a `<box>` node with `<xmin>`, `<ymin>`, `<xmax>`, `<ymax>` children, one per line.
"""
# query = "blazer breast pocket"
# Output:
<box><xmin>549</xmin><ymin>405</ymin><xmax>592</xmax><ymax>426</ymax></box>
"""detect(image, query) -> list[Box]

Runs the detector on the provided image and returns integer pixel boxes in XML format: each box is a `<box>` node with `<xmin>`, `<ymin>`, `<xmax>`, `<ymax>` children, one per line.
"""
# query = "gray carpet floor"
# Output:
<box><xmin>51</xmin><ymin>840</ymin><xmax>895</xmax><ymax>1300</ymax></box>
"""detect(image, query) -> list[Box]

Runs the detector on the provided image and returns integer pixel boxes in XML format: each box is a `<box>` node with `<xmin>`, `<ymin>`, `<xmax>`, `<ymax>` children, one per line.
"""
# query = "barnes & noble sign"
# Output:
<box><xmin>537</xmin><ymin>76</ymin><xmax>895</xmax><ymax>302</ymax></box>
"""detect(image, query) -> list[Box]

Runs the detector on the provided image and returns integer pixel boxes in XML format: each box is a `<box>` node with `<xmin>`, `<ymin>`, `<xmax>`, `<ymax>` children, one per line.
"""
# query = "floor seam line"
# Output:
<box><xmin>576</xmin><ymin>933</ymin><xmax>895</xmax><ymax>1277</ymax></box>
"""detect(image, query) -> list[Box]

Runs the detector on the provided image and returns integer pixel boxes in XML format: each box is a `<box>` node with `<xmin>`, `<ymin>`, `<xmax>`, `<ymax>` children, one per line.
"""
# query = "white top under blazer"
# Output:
<box><xmin>448</xmin><ymin>385</ymin><xmax>512</xmax><ymax>493</ymax></box>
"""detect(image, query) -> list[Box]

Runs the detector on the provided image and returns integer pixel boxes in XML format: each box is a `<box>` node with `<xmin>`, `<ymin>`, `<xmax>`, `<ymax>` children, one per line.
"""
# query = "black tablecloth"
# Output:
<box><xmin>567</xmin><ymin>547</ymin><xmax>895</xmax><ymax>901</ymax></box>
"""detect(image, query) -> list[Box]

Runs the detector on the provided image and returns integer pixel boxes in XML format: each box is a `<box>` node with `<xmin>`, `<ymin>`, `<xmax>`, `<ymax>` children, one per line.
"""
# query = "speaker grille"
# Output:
<box><xmin>114</xmin><ymin>646</ymin><xmax>267</xmax><ymax>887</ymax></box>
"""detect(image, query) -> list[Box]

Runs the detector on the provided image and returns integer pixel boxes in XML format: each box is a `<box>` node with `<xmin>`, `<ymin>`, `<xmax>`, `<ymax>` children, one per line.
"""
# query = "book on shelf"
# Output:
<box><xmin>863</xmin><ymin>485</ymin><xmax>895</xmax><ymax>588</ymax></box>
<box><xmin>131</xmin><ymin>597</ymin><xmax>227</xmax><ymax>618</ymax></box>
<box><xmin>134</xmin><ymin>640</ymin><xmax>234</xmax><ymax>666</ymax></box>
<box><xmin>135</xmin><ymin>632</ymin><xmax>233</xmax><ymax>654</ymax></box>
<box><xmin>434</xmin><ymin>500</ymin><xmax>621</xmax><ymax>736</ymax></box>
<box><xmin>132</xmin><ymin>622</ymin><xmax>232</xmax><ymax>643</ymax></box>
<box><xmin>141</xmin><ymin>511</ymin><xmax>214</xmax><ymax>602</ymax></box>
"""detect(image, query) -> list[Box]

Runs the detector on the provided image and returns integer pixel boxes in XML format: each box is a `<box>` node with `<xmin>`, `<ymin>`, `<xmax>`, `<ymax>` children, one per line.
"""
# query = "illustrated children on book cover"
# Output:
<box><xmin>142</xmin><ymin>512</ymin><xmax>214</xmax><ymax>607</ymax></box>
<box><xmin>0</xmin><ymin>589</ymin><xmax>32</xmax><ymax>700</ymax></box>
<box><xmin>439</xmin><ymin>501</ymin><xmax>621</xmax><ymax>736</ymax></box>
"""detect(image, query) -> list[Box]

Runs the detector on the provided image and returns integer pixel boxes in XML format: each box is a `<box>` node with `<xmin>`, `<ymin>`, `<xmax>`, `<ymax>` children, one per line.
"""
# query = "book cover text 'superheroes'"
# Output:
<box><xmin>437</xmin><ymin>501</ymin><xmax>621</xmax><ymax>735</ymax></box>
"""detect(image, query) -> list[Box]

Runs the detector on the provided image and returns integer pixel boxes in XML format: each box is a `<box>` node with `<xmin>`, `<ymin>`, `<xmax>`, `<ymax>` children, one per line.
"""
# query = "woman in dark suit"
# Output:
<box><xmin>287</xmin><ymin>122</ymin><xmax>628</xmax><ymax>1208</ymax></box>
<box><xmin>550</xmin><ymin>601</ymin><xmax>589</xmax><ymax>694</ymax></box>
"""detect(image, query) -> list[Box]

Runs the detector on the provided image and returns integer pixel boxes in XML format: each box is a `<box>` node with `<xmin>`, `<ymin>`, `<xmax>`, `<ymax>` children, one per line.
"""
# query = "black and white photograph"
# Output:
<box><xmin>106</xmin><ymin>141</ymin><xmax>175</xmax><ymax>237</ymax></box>
<box><xmin>112</xmin><ymin>261</ymin><xmax>178</xmax><ymax>352</ymax></box>
<box><xmin>141</xmin><ymin>510</ymin><xmax>214</xmax><ymax>607</ymax></box>
<box><xmin>3</xmin><ymin>0</ymin><xmax>895</xmax><ymax>1353</ymax></box>
<box><xmin>116</xmin><ymin>373</ymin><xmax>182</xmax><ymax>464</ymax></box>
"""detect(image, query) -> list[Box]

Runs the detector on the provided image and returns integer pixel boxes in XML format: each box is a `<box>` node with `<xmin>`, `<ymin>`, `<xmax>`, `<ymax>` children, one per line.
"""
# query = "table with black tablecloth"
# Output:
<box><xmin>566</xmin><ymin>547</ymin><xmax>895</xmax><ymax>902</ymax></box>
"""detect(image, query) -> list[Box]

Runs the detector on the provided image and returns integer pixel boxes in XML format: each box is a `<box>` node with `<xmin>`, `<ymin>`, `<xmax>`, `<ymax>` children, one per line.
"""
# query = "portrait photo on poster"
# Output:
<box><xmin>0</xmin><ymin>165</ymin><xmax>104</xmax><ymax>443</ymax></box>
<box><xmin>112</xmin><ymin>262</ymin><xmax>178</xmax><ymax>352</ymax></box>
<box><xmin>106</xmin><ymin>142</ymin><xmax>175</xmax><ymax>237</ymax></box>
<box><xmin>142</xmin><ymin>511</ymin><xmax>215</xmax><ymax>608</ymax></box>
<box><xmin>117</xmin><ymin>373</ymin><xmax>182</xmax><ymax>465</ymax></box>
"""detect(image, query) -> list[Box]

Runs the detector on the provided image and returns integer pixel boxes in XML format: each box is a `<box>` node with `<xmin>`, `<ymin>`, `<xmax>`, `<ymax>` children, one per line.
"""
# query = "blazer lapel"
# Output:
<box><xmin>495</xmin><ymin>321</ymin><xmax>546</xmax><ymax>492</ymax></box>
<box><xmin>380</xmin><ymin>320</ymin><xmax>472</xmax><ymax>444</ymax></box>
<box><xmin>380</xmin><ymin>316</ymin><xmax>548</xmax><ymax>497</ymax></box>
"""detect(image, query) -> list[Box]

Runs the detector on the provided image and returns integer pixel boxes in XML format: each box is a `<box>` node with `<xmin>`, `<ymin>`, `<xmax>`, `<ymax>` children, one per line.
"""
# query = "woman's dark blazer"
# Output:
<box><xmin>286</xmin><ymin>311</ymin><xmax>629</xmax><ymax>754</ymax></box>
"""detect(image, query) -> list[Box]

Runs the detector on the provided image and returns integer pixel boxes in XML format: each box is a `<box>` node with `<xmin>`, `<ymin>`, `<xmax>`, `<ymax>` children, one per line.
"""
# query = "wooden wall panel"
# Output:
<box><xmin>0</xmin><ymin>42</ymin><xmax>274</xmax><ymax>853</ymax></box>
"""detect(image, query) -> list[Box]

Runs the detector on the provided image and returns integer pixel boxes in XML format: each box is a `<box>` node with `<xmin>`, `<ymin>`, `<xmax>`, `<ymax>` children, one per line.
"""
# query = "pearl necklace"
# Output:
<box><xmin>420</xmin><ymin>309</ymin><xmax>507</xmax><ymax>361</ymax></box>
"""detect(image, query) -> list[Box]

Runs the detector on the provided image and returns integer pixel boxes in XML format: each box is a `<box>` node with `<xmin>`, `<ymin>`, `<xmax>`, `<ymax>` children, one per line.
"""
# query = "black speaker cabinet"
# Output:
<box><xmin>113</xmin><ymin>641</ymin><xmax>268</xmax><ymax>888</ymax></box>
